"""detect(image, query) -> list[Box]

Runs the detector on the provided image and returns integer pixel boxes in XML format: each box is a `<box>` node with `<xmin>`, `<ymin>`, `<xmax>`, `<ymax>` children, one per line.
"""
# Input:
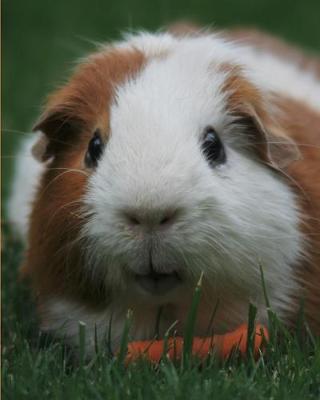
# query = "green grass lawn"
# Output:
<box><xmin>2</xmin><ymin>0</ymin><xmax>320</xmax><ymax>398</ymax></box>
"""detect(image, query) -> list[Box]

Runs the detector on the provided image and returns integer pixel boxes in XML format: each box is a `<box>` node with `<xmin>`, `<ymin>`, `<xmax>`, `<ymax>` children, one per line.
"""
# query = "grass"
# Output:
<box><xmin>2</xmin><ymin>0</ymin><xmax>320</xmax><ymax>399</ymax></box>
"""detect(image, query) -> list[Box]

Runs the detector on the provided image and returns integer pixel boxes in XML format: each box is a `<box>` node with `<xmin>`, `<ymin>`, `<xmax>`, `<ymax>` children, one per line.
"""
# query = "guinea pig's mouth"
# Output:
<box><xmin>134</xmin><ymin>271</ymin><xmax>182</xmax><ymax>295</ymax></box>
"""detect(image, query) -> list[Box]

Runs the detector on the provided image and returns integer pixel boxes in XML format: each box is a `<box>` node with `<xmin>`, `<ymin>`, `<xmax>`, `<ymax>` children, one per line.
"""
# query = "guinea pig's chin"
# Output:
<box><xmin>130</xmin><ymin>279</ymin><xmax>188</xmax><ymax>305</ymax></box>
<box><xmin>121</xmin><ymin>269</ymin><xmax>188</xmax><ymax>302</ymax></box>
<box><xmin>134</xmin><ymin>271</ymin><xmax>182</xmax><ymax>295</ymax></box>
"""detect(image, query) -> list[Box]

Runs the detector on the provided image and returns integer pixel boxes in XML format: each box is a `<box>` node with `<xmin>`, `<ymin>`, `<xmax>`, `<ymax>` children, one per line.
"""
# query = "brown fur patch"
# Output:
<box><xmin>227</xmin><ymin>28</ymin><xmax>320</xmax><ymax>79</ymax></box>
<box><xmin>275</xmin><ymin>97</ymin><xmax>320</xmax><ymax>334</ymax></box>
<box><xmin>220</xmin><ymin>64</ymin><xmax>264</xmax><ymax>115</ymax></box>
<box><xmin>22</xmin><ymin>48</ymin><xmax>145</xmax><ymax>307</ymax></box>
<box><xmin>221</xmin><ymin>64</ymin><xmax>300</xmax><ymax>168</ymax></box>
<box><xmin>33</xmin><ymin>49</ymin><xmax>145</xmax><ymax>158</ymax></box>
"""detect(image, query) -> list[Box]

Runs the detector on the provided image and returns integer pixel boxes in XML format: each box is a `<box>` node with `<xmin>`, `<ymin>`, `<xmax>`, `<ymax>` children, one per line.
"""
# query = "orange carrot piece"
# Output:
<box><xmin>125</xmin><ymin>324</ymin><xmax>268</xmax><ymax>364</ymax></box>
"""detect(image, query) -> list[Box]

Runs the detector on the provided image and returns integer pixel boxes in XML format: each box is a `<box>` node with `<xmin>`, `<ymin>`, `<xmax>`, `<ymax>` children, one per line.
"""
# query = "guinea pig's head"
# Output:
<box><xmin>28</xmin><ymin>33</ymin><xmax>303</xmax><ymax>308</ymax></box>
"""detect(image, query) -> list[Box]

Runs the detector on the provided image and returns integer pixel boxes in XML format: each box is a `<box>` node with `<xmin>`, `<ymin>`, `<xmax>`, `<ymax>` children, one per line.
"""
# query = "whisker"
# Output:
<box><xmin>45</xmin><ymin>167</ymin><xmax>89</xmax><ymax>175</ymax></box>
<box><xmin>252</xmin><ymin>141</ymin><xmax>320</xmax><ymax>149</ymax></box>
<box><xmin>38</xmin><ymin>169</ymin><xmax>89</xmax><ymax>199</ymax></box>
<box><xmin>2</xmin><ymin>128</ymin><xmax>33</xmax><ymax>137</ymax></box>
<box><xmin>2</xmin><ymin>128</ymin><xmax>80</xmax><ymax>149</ymax></box>
<box><xmin>1</xmin><ymin>155</ymin><xmax>35</xmax><ymax>160</ymax></box>
<box><xmin>272</xmin><ymin>164</ymin><xmax>311</xmax><ymax>203</ymax></box>
<box><xmin>44</xmin><ymin>200</ymin><xmax>87</xmax><ymax>231</ymax></box>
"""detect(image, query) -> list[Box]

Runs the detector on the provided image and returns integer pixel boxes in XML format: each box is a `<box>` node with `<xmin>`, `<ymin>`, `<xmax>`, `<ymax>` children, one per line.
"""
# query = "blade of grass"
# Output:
<box><xmin>182</xmin><ymin>272</ymin><xmax>203</xmax><ymax>367</ymax></box>
<box><xmin>94</xmin><ymin>323</ymin><xmax>99</xmax><ymax>355</ymax></box>
<box><xmin>117</xmin><ymin>309</ymin><xmax>133</xmax><ymax>365</ymax></box>
<box><xmin>154</xmin><ymin>306</ymin><xmax>163</xmax><ymax>339</ymax></box>
<box><xmin>259</xmin><ymin>263</ymin><xmax>277</xmax><ymax>344</ymax></box>
<box><xmin>259</xmin><ymin>263</ymin><xmax>270</xmax><ymax>309</ymax></box>
<box><xmin>106</xmin><ymin>311</ymin><xmax>114</xmax><ymax>359</ymax></box>
<box><xmin>246</xmin><ymin>303</ymin><xmax>257</xmax><ymax>358</ymax></box>
<box><xmin>161</xmin><ymin>320</ymin><xmax>179</xmax><ymax>363</ymax></box>
<box><xmin>78</xmin><ymin>320</ymin><xmax>86</xmax><ymax>368</ymax></box>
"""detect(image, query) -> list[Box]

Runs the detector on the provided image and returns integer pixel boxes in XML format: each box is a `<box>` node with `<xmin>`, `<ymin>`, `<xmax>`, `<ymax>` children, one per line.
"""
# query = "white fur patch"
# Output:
<box><xmin>8</xmin><ymin>133</ymin><xmax>44</xmax><ymax>240</ymax></box>
<box><xmin>123</xmin><ymin>32</ymin><xmax>320</xmax><ymax>111</ymax></box>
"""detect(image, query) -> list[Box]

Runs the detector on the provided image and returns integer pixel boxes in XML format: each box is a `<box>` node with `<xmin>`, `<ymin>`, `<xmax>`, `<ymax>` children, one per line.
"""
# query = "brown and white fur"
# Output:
<box><xmin>9</xmin><ymin>26</ymin><xmax>320</xmax><ymax>354</ymax></box>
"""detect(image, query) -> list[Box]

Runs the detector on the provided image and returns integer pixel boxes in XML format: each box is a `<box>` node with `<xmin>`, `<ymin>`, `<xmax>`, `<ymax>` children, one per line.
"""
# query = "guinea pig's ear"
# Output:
<box><xmin>222</xmin><ymin>65</ymin><xmax>301</xmax><ymax>169</ymax></box>
<box><xmin>31</xmin><ymin>92</ymin><xmax>85</xmax><ymax>162</ymax></box>
<box><xmin>242</xmin><ymin>103</ymin><xmax>301</xmax><ymax>169</ymax></box>
<box><xmin>31</xmin><ymin>132</ymin><xmax>51</xmax><ymax>162</ymax></box>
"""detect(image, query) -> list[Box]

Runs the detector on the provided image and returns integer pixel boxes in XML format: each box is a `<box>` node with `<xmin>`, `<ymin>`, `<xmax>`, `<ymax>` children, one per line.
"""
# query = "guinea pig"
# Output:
<box><xmin>9</xmin><ymin>26</ymin><xmax>320</xmax><ymax>354</ymax></box>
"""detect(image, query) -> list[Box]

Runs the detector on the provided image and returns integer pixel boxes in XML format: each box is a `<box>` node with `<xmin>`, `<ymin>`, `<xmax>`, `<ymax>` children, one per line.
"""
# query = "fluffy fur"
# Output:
<box><xmin>9</xmin><ymin>26</ymin><xmax>320</xmax><ymax>353</ymax></box>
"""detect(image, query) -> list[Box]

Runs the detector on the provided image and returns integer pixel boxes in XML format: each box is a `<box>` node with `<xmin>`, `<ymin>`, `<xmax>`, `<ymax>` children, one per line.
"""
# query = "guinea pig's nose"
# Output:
<box><xmin>123</xmin><ymin>208</ymin><xmax>179</xmax><ymax>229</ymax></box>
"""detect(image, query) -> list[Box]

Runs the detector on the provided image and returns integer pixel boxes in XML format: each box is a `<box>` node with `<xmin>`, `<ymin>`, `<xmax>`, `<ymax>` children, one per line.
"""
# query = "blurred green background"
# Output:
<box><xmin>2</xmin><ymin>0</ymin><xmax>320</xmax><ymax>200</ymax></box>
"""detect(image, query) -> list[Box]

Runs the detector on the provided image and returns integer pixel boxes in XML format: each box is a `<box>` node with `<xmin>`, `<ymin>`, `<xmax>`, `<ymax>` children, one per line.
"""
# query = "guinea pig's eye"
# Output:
<box><xmin>201</xmin><ymin>127</ymin><xmax>226</xmax><ymax>166</ymax></box>
<box><xmin>85</xmin><ymin>130</ymin><xmax>104</xmax><ymax>168</ymax></box>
